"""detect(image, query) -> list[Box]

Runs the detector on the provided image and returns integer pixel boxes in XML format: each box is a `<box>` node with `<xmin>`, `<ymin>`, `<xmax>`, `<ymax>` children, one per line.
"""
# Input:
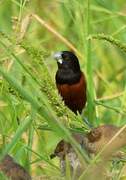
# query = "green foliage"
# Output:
<box><xmin>0</xmin><ymin>0</ymin><xmax>126</xmax><ymax>179</ymax></box>
<box><xmin>0</xmin><ymin>172</ymin><xmax>8</xmax><ymax>180</ymax></box>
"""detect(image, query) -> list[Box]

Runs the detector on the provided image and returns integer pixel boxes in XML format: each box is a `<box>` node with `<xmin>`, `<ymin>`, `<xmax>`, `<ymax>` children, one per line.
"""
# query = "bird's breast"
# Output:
<box><xmin>56</xmin><ymin>73</ymin><xmax>86</xmax><ymax>113</ymax></box>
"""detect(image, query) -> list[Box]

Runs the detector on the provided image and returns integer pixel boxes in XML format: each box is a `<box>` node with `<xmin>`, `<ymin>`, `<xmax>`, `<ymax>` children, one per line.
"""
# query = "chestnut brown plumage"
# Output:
<box><xmin>54</xmin><ymin>51</ymin><xmax>86</xmax><ymax>114</ymax></box>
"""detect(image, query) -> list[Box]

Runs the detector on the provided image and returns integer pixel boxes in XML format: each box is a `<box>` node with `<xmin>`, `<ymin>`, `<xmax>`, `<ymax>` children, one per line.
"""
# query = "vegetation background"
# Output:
<box><xmin>0</xmin><ymin>0</ymin><xmax>126</xmax><ymax>179</ymax></box>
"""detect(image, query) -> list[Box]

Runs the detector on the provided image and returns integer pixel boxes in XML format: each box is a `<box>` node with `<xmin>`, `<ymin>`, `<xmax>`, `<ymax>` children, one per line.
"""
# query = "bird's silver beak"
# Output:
<box><xmin>53</xmin><ymin>52</ymin><xmax>63</xmax><ymax>64</ymax></box>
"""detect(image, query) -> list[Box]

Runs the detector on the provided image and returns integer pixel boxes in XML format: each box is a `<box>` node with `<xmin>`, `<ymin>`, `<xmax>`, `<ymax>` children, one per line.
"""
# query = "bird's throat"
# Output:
<box><xmin>56</xmin><ymin>69</ymin><xmax>81</xmax><ymax>85</ymax></box>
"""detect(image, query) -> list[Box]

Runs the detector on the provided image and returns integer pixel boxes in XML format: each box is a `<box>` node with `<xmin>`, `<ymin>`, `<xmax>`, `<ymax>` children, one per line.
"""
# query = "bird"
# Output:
<box><xmin>0</xmin><ymin>154</ymin><xmax>31</xmax><ymax>180</ymax></box>
<box><xmin>54</xmin><ymin>51</ymin><xmax>86</xmax><ymax>114</ymax></box>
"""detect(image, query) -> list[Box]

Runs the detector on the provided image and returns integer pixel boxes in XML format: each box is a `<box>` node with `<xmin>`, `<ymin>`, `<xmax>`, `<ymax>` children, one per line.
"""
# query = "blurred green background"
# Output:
<box><xmin>0</xmin><ymin>0</ymin><xmax>126</xmax><ymax>179</ymax></box>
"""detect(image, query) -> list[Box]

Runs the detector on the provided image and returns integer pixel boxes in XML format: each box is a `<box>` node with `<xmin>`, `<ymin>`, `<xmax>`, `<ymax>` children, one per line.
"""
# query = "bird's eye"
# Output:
<box><xmin>62</xmin><ymin>54</ymin><xmax>69</xmax><ymax>61</ymax></box>
<box><xmin>65</xmin><ymin>56</ymin><xmax>69</xmax><ymax>60</ymax></box>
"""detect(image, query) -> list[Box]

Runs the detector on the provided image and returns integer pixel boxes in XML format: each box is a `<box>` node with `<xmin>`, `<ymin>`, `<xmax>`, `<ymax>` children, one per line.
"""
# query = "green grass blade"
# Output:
<box><xmin>0</xmin><ymin>66</ymin><xmax>90</xmax><ymax>163</ymax></box>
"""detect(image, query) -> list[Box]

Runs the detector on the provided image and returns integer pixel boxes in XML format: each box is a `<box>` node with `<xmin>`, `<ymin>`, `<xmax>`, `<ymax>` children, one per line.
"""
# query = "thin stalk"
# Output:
<box><xmin>25</xmin><ymin>147</ymin><xmax>59</xmax><ymax>171</ymax></box>
<box><xmin>95</xmin><ymin>100</ymin><xmax>126</xmax><ymax>115</ymax></box>
<box><xmin>0</xmin><ymin>40</ymin><xmax>41</xmax><ymax>87</ymax></box>
<box><xmin>86</xmin><ymin>0</ymin><xmax>95</xmax><ymax>123</ymax></box>
<box><xmin>32</xmin><ymin>14</ymin><xmax>82</xmax><ymax>58</ymax></box>
<box><xmin>26</xmin><ymin>109</ymin><xmax>35</xmax><ymax>172</ymax></box>
<box><xmin>0</xmin><ymin>115</ymin><xmax>33</xmax><ymax>161</ymax></box>
<box><xmin>91</xmin><ymin>34</ymin><xmax>126</xmax><ymax>53</ymax></box>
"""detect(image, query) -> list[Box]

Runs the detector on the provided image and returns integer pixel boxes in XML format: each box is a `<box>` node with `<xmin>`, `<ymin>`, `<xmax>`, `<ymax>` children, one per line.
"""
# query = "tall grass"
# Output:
<box><xmin>0</xmin><ymin>0</ymin><xmax>126</xmax><ymax>179</ymax></box>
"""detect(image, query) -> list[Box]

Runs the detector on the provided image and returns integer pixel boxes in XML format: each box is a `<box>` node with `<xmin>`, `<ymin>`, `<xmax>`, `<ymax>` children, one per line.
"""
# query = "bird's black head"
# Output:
<box><xmin>54</xmin><ymin>51</ymin><xmax>81</xmax><ymax>84</ymax></box>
